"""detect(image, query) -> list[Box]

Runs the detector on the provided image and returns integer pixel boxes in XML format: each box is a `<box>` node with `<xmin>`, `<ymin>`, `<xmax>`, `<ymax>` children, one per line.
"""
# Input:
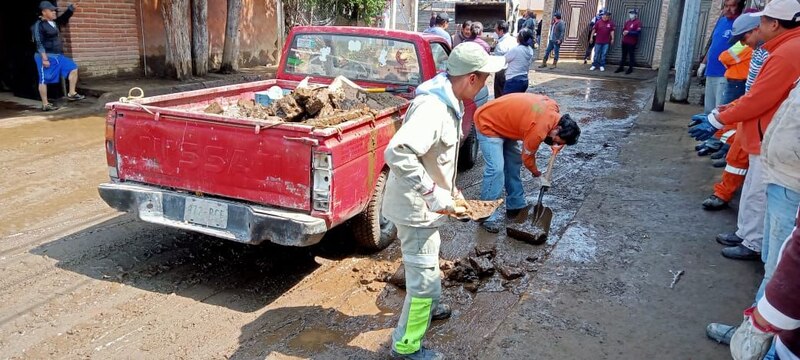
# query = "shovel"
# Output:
<box><xmin>507</xmin><ymin>146</ymin><xmax>561</xmax><ymax>245</ymax></box>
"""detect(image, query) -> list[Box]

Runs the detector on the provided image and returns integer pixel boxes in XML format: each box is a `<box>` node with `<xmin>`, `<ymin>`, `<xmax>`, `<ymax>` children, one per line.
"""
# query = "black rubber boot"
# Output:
<box><xmin>702</xmin><ymin>195</ymin><xmax>728</xmax><ymax>211</ymax></box>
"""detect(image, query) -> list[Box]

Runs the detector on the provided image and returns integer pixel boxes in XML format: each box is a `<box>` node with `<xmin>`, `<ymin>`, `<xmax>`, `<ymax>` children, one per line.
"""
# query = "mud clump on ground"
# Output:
<box><xmin>461</xmin><ymin>199</ymin><xmax>504</xmax><ymax>220</ymax></box>
<box><xmin>199</xmin><ymin>81</ymin><xmax>407</xmax><ymax>128</ymax></box>
<box><xmin>506</xmin><ymin>223</ymin><xmax>548</xmax><ymax>245</ymax></box>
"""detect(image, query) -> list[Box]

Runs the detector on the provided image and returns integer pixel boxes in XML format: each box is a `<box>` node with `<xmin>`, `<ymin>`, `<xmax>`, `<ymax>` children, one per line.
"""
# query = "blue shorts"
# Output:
<box><xmin>34</xmin><ymin>54</ymin><xmax>78</xmax><ymax>85</ymax></box>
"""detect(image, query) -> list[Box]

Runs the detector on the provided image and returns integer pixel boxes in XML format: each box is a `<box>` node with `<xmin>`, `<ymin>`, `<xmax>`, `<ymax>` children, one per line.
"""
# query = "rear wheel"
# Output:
<box><xmin>458</xmin><ymin>124</ymin><xmax>479</xmax><ymax>170</ymax></box>
<box><xmin>352</xmin><ymin>170</ymin><xmax>396</xmax><ymax>252</ymax></box>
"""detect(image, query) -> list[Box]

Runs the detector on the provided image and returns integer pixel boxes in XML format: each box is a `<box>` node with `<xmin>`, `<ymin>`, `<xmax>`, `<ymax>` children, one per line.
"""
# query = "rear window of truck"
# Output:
<box><xmin>285</xmin><ymin>33</ymin><xmax>422</xmax><ymax>85</ymax></box>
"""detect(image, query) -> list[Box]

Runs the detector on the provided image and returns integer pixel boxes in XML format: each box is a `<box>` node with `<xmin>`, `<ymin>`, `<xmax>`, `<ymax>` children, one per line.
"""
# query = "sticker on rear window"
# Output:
<box><xmin>297</xmin><ymin>38</ymin><xmax>315</xmax><ymax>49</ymax></box>
<box><xmin>348</xmin><ymin>40</ymin><xmax>362</xmax><ymax>52</ymax></box>
<box><xmin>319</xmin><ymin>47</ymin><xmax>331</xmax><ymax>62</ymax></box>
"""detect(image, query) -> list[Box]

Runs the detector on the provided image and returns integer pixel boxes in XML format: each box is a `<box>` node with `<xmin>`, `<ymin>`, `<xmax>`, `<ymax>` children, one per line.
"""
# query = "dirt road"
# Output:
<box><xmin>0</xmin><ymin>70</ymin><xmax>759</xmax><ymax>359</ymax></box>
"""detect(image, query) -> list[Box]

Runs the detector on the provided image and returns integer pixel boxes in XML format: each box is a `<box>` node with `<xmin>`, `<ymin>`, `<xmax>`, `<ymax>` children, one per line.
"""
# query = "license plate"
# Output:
<box><xmin>184</xmin><ymin>198</ymin><xmax>229</xmax><ymax>229</ymax></box>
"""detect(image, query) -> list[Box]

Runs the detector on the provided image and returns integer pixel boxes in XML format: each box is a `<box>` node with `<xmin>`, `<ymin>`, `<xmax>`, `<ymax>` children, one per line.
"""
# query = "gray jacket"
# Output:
<box><xmin>382</xmin><ymin>73</ymin><xmax>463</xmax><ymax>227</ymax></box>
<box><xmin>549</xmin><ymin>20</ymin><xmax>565</xmax><ymax>42</ymax></box>
<box><xmin>761</xmin><ymin>78</ymin><xmax>800</xmax><ymax>193</ymax></box>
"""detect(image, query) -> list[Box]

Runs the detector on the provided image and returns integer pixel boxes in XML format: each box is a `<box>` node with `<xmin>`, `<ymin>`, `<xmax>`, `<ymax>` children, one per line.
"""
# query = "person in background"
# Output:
<box><xmin>697</xmin><ymin>0</ymin><xmax>745</xmax><ymax>114</ymax></box>
<box><xmin>382</xmin><ymin>42</ymin><xmax>505</xmax><ymax>360</ymax></box>
<box><xmin>503</xmin><ymin>29</ymin><xmax>535</xmax><ymax>95</ymax></box>
<box><xmin>537</xmin><ymin>17</ymin><xmax>543</xmax><ymax>46</ymax></box>
<box><xmin>467</xmin><ymin>22</ymin><xmax>491</xmax><ymax>53</ymax></box>
<box><xmin>424</xmin><ymin>12</ymin><xmax>452</xmax><ymax>48</ymax></box>
<box><xmin>517</xmin><ymin>12</ymin><xmax>528</xmax><ymax>36</ymax></box>
<box><xmin>32</xmin><ymin>1</ymin><xmax>85</xmax><ymax>112</ymax></box>
<box><xmin>493</xmin><ymin>20</ymin><xmax>518</xmax><ymax>98</ymax></box>
<box><xmin>429</xmin><ymin>12</ymin><xmax>436</xmax><ymax>28</ymax></box>
<box><xmin>615</xmin><ymin>9</ymin><xmax>642</xmax><ymax>74</ymax></box>
<box><xmin>473</xmin><ymin>93</ymin><xmax>580</xmax><ymax>233</ymax></box>
<box><xmin>584</xmin><ymin>9</ymin><xmax>604</xmax><ymax>64</ymax></box>
<box><xmin>453</xmin><ymin>20</ymin><xmax>473</xmax><ymax>47</ymax></box>
<box><xmin>523</xmin><ymin>10</ymin><xmax>537</xmax><ymax>33</ymax></box>
<box><xmin>538</xmin><ymin>11</ymin><xmax>565</xmax><ymax>69</ymax></box>
<box><xmin>590</xmin><ymin>11</ymin><xmax>615</xmax><ymax>72</ymax></box>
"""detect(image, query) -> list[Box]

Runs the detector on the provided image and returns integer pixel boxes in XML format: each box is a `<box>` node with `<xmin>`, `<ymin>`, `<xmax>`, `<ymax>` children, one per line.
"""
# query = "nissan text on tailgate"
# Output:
<box><xmin>98</xmin><ymin>26</ymin><xmax>480</xmax><ymax>251</ymax></box>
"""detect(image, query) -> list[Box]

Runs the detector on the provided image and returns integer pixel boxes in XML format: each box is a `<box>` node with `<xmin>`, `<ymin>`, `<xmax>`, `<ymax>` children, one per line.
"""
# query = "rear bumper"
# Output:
<box><xmin>98</xmin><ymin>182</ymin><xmax>328</xmax><ymax>247</ymax></box>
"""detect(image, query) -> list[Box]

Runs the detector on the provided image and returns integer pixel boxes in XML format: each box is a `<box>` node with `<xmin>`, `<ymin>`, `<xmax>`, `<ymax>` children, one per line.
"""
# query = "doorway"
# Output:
<box><xmin>0</xmin><ymin>0</ymin><xmax>63</xmax><ymax>100</ymax></box>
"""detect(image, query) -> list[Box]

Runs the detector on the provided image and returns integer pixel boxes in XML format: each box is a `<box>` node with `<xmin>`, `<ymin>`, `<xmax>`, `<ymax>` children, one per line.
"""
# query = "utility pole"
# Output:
<box><xmin>652</xmin><ymin>0</ymin><xmax>686</xmax><ymax>111</ymax></box>
<box><xmin>670</xmin><ymin>0</ymin><xmax>701</xmax><ymax>103</ymax></box>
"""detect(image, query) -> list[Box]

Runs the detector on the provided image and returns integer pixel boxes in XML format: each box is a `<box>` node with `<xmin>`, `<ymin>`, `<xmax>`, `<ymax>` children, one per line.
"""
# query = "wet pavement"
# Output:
<box><xmin>0</xmin><ymin>71</ymin><xmax>759</xmax><ymax>359</ymax></box>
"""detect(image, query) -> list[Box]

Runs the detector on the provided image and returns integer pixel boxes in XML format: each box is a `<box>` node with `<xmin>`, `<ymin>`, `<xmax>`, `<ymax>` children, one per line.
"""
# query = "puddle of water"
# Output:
<box><xmin>286</xmin><ymin>327</ymin><xmax>349</xmax><ymax>353</ymax></box>
<box><xmin>552</xmin><ymin>223</ymin><xmax>597</xmax><ymax>263</ymax></box>
<box><xmin>0</xmin><ymin>101</ymin><xmax>38</xmax><ymax>119</ymax></box>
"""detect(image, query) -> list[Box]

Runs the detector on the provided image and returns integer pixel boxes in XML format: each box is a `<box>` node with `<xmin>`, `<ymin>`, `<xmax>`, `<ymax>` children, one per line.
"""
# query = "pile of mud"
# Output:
<box><xmin>202</xmin><ymin>82</ymin><xmax>406</xmax><ymax>128</ymax></box>
<box><xmin>460</xmin><ymin>199</ymin><xmax>504</xmax><ymax>221</ymax></box>
<box><xmin>357</xmin><ymin>244</ymin><xmax>531</xmax><ymax>294</ymax></box>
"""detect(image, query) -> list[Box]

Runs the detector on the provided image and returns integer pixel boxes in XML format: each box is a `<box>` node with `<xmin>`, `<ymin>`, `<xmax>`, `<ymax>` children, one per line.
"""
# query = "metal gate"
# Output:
<box><xmin>693</xmin><ymin>0</ymin><xmax>714</xmax><ymax>64</ymax></box>
<box><xmin>553</xmin><ymin>0</ymin><xmax>601</xmax><ymax>59</ymax></box>
<box><xmin>604</xmin><ymin>0</ymin><xmax>663</xmax><ymax>67</ymax></box>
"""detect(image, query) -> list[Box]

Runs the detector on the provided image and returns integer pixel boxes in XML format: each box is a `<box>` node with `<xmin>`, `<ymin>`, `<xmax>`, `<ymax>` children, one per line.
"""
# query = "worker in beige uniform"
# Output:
<box><xmin>382</xmin><ymin>42</ymin><xmax>505</xmax><ymax>360</ymax></box>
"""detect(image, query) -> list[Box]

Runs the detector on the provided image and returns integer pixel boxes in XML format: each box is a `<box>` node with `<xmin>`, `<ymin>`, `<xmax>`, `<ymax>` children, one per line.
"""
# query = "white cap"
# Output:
<box><xmin>750</xmin><ymin>0</ymin><xmax>800</xmax><ymax>22</ymax></box>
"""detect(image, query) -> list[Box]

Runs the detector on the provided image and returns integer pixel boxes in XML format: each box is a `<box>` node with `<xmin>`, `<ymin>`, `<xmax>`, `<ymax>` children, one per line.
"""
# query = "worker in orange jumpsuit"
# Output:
<box><xmin>701</xmin><ymin>24</ymin><xmax>755</xmax><ymax>210</ymax></box>
<box><xmin>704</xmin><ymin>130</ymin><xmax>749</xmax><ymax>210</ymax></box>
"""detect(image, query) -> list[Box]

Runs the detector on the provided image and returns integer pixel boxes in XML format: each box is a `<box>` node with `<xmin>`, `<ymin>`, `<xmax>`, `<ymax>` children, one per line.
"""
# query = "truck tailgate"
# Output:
<box><xmin>110</xmin><ymin>80</ymin><xmax>314</xmax><ymax>211</ymax></box>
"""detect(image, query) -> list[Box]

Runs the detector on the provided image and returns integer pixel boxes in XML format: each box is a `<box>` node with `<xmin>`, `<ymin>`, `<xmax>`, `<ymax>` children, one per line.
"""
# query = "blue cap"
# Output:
<box><xmin>39</xmin><ymin>1</ymin><xmax>57</xmax><ymax>10</ymax></box>
<box><xmin>629</xmin><ymin>9</ymin><xmax>639</xmax><ymax>15</ymax></box>
<box><xmin>728</xmin><ymin>13</ymin><xmax>760</xmax><ymax>45</ymax></box>
<box><xmin>553</xmin><ymin>11</ymin><xmax>562</xmax><ymax>17</ymax></box>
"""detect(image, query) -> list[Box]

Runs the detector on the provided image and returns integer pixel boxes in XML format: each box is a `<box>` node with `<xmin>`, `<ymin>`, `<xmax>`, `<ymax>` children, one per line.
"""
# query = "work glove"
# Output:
<box><xmin>688</xmin><ymin>113</ymin><xmax>706</xmax><ymax>127</ymax></box>
<box><xmin>67</xmin><ymin>3</ymin><xmax>76</xmax><ymax>11</ymax></box>
<box><xmin>422</xmin><ymin>186</ymin><xmax>457</xmax><ymax>214</ymax></box>
<box><xmin>697</xmin><ymin>63</ymin><xmax>707</xmax><ymax>78</ymax></box>
<box><xmin>688</xmin><ymin>111</ymin><xmax>722</xmax><ymax>141</ymax></box>
<box><xmin>730</xmin><ymin>307</ymin><xmax>775</xmax><ymax>360</ymax></box>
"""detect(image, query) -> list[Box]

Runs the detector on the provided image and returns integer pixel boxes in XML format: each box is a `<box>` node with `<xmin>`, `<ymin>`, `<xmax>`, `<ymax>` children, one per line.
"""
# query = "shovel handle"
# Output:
<box><xmin>541</xmin><ymin>146</ymin><xmax>560</xmax><ymax>187</ymax></box>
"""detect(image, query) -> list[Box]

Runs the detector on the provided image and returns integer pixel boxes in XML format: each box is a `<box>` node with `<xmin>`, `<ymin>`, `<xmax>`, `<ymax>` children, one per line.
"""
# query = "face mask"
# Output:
<box><xmin>629</xmin><ymin>14</ymin><xmax>636</xmax><ymax>20</ymax></box>
<box><xmin>544</xmin><ymin>137</ymin><xmax>554</xmax><ymax>146</ymax></box>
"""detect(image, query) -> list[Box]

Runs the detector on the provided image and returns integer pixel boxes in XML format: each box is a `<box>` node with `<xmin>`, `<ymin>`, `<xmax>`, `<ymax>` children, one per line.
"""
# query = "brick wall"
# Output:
<box><xmin>58</xmin><ymin>0</ymin><xmax>142</xmax><ymax>78</ymax></box>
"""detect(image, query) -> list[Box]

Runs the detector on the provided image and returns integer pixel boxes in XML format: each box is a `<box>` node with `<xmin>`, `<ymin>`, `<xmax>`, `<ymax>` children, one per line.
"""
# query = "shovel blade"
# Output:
<box><xmin>531</xmin><ymin>205</ymin><xmax>553</xmax><ymax>235</ymax></box>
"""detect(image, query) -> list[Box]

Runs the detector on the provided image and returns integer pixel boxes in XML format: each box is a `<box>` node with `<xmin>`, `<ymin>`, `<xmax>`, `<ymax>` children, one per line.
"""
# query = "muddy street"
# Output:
<box><xmin>0</xmin><ymin>72</ymin><xmax>759</xmax><ymax>359</ymax></box>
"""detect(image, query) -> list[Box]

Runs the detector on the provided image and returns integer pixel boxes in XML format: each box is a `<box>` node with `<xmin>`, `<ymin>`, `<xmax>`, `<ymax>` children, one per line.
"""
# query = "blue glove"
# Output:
<box><xmin>688</xmin><ymin>118</ymin><xmax>718</xmax><ymax>141</ymax></box>
<box><xmin>688</xmin><ymin>113</ymin><xmax>706</xmax><ymax>127</ymax></box>
<box><xmin>67</xmin><ymin>3</ymin><xmax>75</xmax><ymax>11</ymax></box>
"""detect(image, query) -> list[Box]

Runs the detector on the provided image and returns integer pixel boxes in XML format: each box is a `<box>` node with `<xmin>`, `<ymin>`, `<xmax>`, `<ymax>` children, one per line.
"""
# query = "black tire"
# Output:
<box><xmin>458</xmin><ymin>124</ymin><xmax>479</xmax><ymax>170</ymax></box>
<box><xmin>352</xmin><ymin>170</ymin><xmax>396</xmax><ymax>252</ymax></box>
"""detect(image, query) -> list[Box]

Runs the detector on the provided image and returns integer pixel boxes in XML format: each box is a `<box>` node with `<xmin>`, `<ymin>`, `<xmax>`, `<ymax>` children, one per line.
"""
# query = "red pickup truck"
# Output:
<box><xmin>99</xmin><ymin>26</ymin><xmax>487</xmax><ymax>251</ymax></box>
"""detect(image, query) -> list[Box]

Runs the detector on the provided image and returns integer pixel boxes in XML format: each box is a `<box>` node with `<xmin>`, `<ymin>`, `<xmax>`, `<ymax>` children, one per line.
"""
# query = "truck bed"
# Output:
<box><xmin>106</xmin><ymin>80</ymin><xmax>407</xmax><ymax>214</ymax></box>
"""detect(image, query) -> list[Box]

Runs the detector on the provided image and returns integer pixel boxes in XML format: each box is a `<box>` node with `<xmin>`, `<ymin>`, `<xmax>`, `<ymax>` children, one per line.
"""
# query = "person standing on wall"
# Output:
<box><xmin>615</xmin><ymin>9</ymin><xmax>643</xmax><ymax>74</ymax></box>
<box><xmin>584</xmin><ymin>9</ymin><xmax>604</xmax><ymax>64</ymax></box>
<box><xmin>538</xmin><ymin>12</ymin><xmax>565</xmax><ymax>69</ymax></box>
<box><xmin>32</xmin><ymin>1</ymin><xmax>85</xmax><ymax>111</ymax></box>
<box><xmin>590</xmin><ymin>11</ymin><xmax>615</xmax><ymax>72</ymax></box>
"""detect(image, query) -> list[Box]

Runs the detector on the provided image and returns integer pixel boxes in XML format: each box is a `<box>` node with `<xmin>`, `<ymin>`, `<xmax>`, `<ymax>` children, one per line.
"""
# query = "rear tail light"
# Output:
<box><xmin>312</xmin><ymin>151</ymin><xmax>332</xmax><ymax>212</ymax></box>
<box><xmin>105</xmin><ymin>113</ymin><xmax>118</xmax><ymax>179</ymax></box>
